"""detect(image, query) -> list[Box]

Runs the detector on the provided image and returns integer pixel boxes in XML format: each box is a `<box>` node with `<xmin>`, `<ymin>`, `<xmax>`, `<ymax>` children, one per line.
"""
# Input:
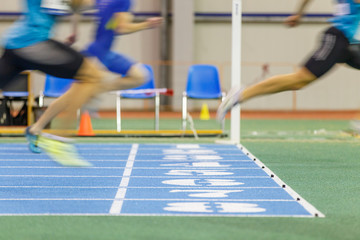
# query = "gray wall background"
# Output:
<box><xmin>1</xmin><ymin>0</ymin><xmax>359</xmax><ymax>111</ymax></box>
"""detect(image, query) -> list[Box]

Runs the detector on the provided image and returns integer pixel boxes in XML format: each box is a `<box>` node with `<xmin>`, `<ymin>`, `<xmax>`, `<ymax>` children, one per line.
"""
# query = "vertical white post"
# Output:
<box><xmin>172</xmin><ymin>1</ymin><xmax>194</xmax><ymax>111</ymax></box>
<box><xmin>116</xmin><ymin>94</ymin><xmax>121</xmax><ymax>132</ymax></box>
<box><xmin>231</xmin><ymin>0</ymin><xmax>241</xmax><ymax>144</ymax></box>
<box><xmin>155</xmin><ymin>92</ymin><xmax>160</xmax><ymax>131</ymax></box>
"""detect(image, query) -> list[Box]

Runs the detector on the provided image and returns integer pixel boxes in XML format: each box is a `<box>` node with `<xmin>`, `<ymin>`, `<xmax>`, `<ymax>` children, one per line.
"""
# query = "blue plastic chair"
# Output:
<box><xmin>39</xmin><ymin>75</ymin><xmax>75</xmax><ymax>107</ymax></box>
<box><xmin>186</xmin><ymin>65</ymin><xmax>223</xmax><ymax>99</ymax></box>
<box><xmin>2</xmin><ymin>91</ymin><xmax>29</xmax><ymax>98</ymax></box>
<box><xmin>116</xmin><ymin>64</ymin><xmax>160</xmax><ymax>131</ymax></box>
<box><xmin>182</xmin><ymin>64</ymin><xmax>225</xmax><ymax>131</ymax></box>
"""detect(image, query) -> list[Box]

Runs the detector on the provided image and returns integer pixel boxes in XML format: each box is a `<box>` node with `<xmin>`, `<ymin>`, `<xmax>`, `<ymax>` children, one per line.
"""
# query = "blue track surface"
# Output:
<box><xmin>0</xmin><ymin>143</ymin><xmax>321</xmax><ymax>217</ymax></box>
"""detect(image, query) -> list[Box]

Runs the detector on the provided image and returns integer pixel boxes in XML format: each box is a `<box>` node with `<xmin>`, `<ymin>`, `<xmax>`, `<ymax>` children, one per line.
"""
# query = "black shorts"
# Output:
<box><xmin>304</xmin><ymin>26</ymin><xmax>360</xmax><ymax>78</ymax></box>
<box><xmin>0</xmin><ymin>40</ymin><xmax>84</xmax><ymax>89</ymax></box>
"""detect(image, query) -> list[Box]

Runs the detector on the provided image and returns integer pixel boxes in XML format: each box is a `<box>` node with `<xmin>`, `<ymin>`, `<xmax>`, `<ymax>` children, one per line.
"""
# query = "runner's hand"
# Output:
<box><xmin>284</xmin><ymin>14</ymin><xmax>301</xmax><ymax>27</ymax></box>
<box><xmin>64</xmin><ymin>34</ymin><xmax>77</xmax><ymax>46</ymax></box>
<box><xmin>146</xmin><ymin>17</ymin><xmax>163</xmax><ymax>29</ymax></box>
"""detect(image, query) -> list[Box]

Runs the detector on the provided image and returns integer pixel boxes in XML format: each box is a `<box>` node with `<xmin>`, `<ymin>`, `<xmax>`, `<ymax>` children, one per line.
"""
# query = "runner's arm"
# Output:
<box><xmin>65</xmin><ymin>0</ymin><xmax>94</xmax><ymax>45</ymax></box>
<box><xmin>64</xmin><ymin>13</ymin><xmax>80</xmax><ymax>45</ymax></box>
<box><xmin>285</xmin><ymin>0</ymin><xmax>312</xmax><ymax>27</ymax></box>
<box><xmin>113</xmin><ymin>12</ymin><xmax>162</xmax><ymax>34</ymax></box>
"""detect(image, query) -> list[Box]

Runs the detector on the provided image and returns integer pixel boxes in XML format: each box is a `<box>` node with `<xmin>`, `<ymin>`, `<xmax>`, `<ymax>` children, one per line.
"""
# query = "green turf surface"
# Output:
<box><xmin>0</xmin><ymin>119</ymin><xmax>359</xmax><ymax>240</ymax></box>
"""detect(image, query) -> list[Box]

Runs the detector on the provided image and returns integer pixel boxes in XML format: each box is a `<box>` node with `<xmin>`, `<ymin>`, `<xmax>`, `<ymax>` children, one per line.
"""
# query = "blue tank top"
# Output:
<box><xmin>86</xmin><ymin>0</ymin><xmax>132</xmax><ymax>60</ymax></box>
<box><xmin>331</xmin><ymin>0</ymin><xmax>360</xmax><ymax>43</ymax></box>
<box><xmin>3</xmin><ymin>0</ymin><xmax>57</xmax><ymax>49</ymax></box>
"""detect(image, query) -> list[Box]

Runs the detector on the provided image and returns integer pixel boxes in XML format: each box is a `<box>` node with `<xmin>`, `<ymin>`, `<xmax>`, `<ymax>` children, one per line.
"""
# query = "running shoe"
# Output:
<box><xmin>38</xmin><ymin>133</ymin><xmax>92</xmax><ymax>167</ymax></box>
<box><xmin>25</xmin><ymin>126</ymin><xmax>42</xmax><ymax>154</ymax></box>
<box><xmin>216</xmin><ymin>86</ymin><xmax>242</xmax><ymax>122</ymax></box>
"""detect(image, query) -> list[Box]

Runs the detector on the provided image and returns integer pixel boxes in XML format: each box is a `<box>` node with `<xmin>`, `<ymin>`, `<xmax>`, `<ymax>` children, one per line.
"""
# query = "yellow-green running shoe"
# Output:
<box><xmin>38</xmin><ymin>133</ymin><xmax>92</xmax><ymax>167</ymax></box>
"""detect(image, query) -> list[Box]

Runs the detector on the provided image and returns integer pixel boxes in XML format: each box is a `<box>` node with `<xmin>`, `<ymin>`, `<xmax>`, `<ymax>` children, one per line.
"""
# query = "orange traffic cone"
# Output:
<box><xmin>78</xmin><ymin>111</ymin><xmax>95</xmax><ymax>136</ymax></box>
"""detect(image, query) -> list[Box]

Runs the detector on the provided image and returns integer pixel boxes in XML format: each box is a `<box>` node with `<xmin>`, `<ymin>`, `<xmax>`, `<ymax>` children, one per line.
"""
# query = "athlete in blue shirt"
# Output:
<box><xmin>218</xmin><ymin>0</ymin><xmax>360</xmax><ymax>121</ymax></box>
<box><xmin>4</xmin><ymin>2</ymin><xmax>56</xmax><ymax>49</ymax></box>
<box><xmin>1</xmin><ymin>0</ymin><xmax>107</xmax><ymax>166</ymax></box>
<box><xmin>82</xmin><ymin>0</ymin><xmax>162</xmax><ymax>92</ymax></box>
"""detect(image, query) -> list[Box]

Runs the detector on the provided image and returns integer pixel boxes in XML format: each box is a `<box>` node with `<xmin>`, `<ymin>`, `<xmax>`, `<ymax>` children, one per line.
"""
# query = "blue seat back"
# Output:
<box><xmin>186</xmin><ymin>64</ymin><xmax>222</xmax><ymax>99</ymax></box>
<box><xmin>2</xmin><ymin>92</ymin><xmax>29</xmax><ymax>97</ymax></box>
<box><xmin>121</xmin><ymin>64</ymin><xmax>156</xmax><ymax>99</ymax></box>
<box><xmin>43</xmin><ymin>75</ymin><xmax>75</xmax><ymax>98</ymax></box>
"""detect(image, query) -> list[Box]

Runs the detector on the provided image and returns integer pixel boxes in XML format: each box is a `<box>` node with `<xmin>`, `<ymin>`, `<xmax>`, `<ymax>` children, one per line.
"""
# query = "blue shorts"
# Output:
<box><xmin>101</xmin><ymin>51</ymin><xmax>136</xmax><ymax>75</ymax></box>
<box><xmin>83</xmin><ymin>45</ymin><xmax>136</xmax><ymax>76</ymax></box>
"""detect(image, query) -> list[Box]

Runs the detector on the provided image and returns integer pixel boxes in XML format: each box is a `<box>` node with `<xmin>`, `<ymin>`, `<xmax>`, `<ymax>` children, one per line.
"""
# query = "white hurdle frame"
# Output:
<box><xmin>231</xmin><ymin>0</ymin><xmax>242</xmax><ymax>144</ymax></box>
<box><xmin>115</xmin><ymin>89</ymin><xmax>166</xmax><ymax>132</ymax></box>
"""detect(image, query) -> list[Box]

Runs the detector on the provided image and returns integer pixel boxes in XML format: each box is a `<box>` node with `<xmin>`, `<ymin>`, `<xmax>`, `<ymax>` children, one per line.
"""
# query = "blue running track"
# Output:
<box><xmin>0</xmin><ymin>143</ymin><xmax>324</xmax><ymax>217</ymax></box>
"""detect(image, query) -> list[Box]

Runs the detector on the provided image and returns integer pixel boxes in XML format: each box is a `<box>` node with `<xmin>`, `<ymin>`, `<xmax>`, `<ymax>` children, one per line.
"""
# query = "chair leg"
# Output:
<box><xmin>182</xmin><ymin>93</ymin><xmax>187</xmax><ymax>131</ymax></box>
<box><xmin>155</xmin><ymin>92</ymin><xmax>160</xmax><ymax>131</ymax></box>
<box><xmin>221</xmin><ymin>118</ymin><xmax>225</xmax><ymax>133</ymax></box>
<box><xmin>77</xmin><ymin>109</ymin><xmax>81</xmax><ymax>120</ymax></box>
<box><xmin>221</xmin><ymin>93</ymin><xmax>226</xmax><ymax>133</ymax></box>
<box><xmin>116</xmin><ymin>95</ymin><xmax>122</xmax><ymax>132</ymax></box>
<box><xmin>39</xmin><ymin>91</ymin><xmax>44</xmax><ymax>108</ymax></box>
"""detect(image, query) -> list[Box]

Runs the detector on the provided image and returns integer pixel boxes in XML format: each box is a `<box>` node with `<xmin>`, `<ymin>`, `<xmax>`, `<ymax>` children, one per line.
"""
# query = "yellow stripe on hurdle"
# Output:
<box><xmin>0</xmin><ymin>127</ymin><xmax>224</xmax><ymax>136</ymax></box>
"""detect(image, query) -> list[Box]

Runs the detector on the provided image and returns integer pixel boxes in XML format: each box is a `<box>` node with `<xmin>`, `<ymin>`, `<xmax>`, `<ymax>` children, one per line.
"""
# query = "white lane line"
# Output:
<box><xmin>0</xmin><ymin>213</ymin><xmax>316</xmax><ymax>217</ymax></box>
<box><xmin>109</xmin><ymin>144</ymin><xmax>138</xmax><ymax>215</ymax></box>
<box><xmin>0</xmin><ymin>167</ymin><xmax>262</xmax><ymax>170</ymax></box>
<box><xmin>0</xmin><ymin>145</ymin><xmax>238</xmax><ymax>148</ymax></box>
<box><xmin>0</xmin><ymin>153</ymin><xmax>246</xmax><ymax>156</ymax></box>
<box><xmin>0</xmin><ymin>186</ymin><xmax>281</xmax><ymax>189</ymax></box>
<box><xmin>0</xmin><ymin>159</ymin><xmax>253</xmax><ymax>162</ymax></box>
<box><xmin>0</xmin><ymin>175</ymin><xmax>270</xmax><ymax>178</ymax></box>
<box><xmin>0</xmin><ymin>198</ymin><xmax>296</xmax><ymax>202</ymax></box>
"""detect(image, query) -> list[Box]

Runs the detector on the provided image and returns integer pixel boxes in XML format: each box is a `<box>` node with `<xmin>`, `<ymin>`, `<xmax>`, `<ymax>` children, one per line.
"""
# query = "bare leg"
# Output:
<box><xmin>30</xmin><ymin>59</ymin><xmax>104</xmax><ymax>135</ymax></box>
<box><xmin>241</xmin><ymin>67</ymin><xmax>317</xmax><ymax>102</ymax></box>
<box><xmin>101</xmin><ymin>63</ymin><xmax>147</xmax><ymax>92</ymax></box>
<box><xmin>217</xmin><ymin>67</ymin><xmax>318</xmax><ymax>121</ymax></box>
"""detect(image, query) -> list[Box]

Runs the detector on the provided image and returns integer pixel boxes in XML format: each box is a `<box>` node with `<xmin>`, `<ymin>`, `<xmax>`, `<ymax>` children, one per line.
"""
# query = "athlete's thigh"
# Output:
<box><xmin>11</xmin><ymin>40</ymin><xmax>84</xmax><ymax>79</ymax></box>
<box><xmin>345</xmin><ymin>44</ymin><xmax>360</xmax><ymax>70</ymax></box>
<box><xmin>303</xmin><ymin>27</ymin><xmax>349</xmax><ymax>78</ymax></box>
<box><xmin>0</xmin><ymin>50</ymin><xmax>24</xmax><ymax>89</ymax></box>
<box><xmin>102</xmin><ymin>51</ymin><xmax>136</xmax><ymax>75</ymax></box>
